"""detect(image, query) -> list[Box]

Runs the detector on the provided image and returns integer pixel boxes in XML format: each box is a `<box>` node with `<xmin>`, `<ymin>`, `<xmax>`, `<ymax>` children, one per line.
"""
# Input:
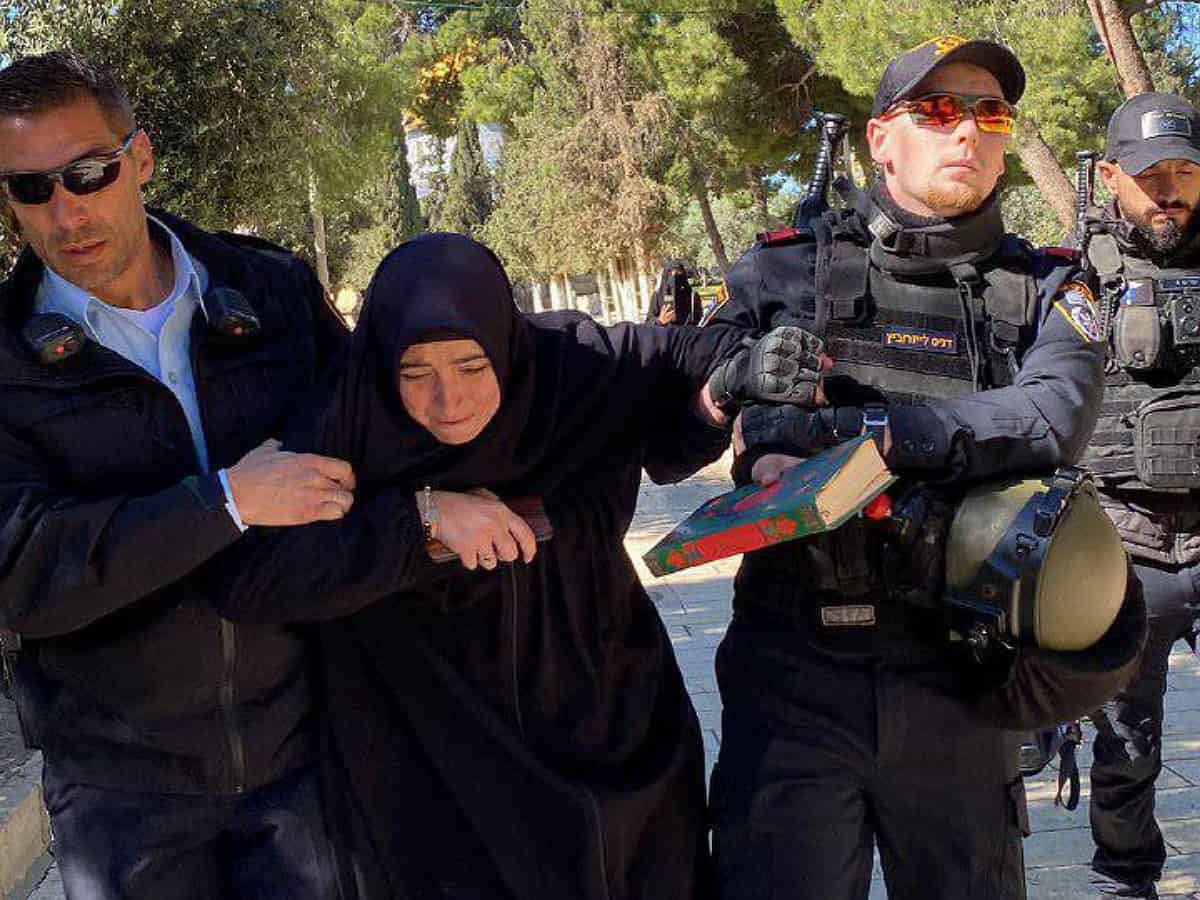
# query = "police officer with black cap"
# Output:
<box><xmin>706</xmin><ymin>36</ymin><xmax>1143</xmax><ymax>900</ymax></box>
<box><xmin>1076</xmin><ymin>93</ymin><xmax>1200</xmax><ymax>900</ymax></box>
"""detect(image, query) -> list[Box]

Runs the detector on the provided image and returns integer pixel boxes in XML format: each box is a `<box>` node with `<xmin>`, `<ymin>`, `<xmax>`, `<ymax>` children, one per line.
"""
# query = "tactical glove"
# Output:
<box><xmin>707</xmin><ymin>326</ymin><xmax>825</xmax><ymax>413</ymax></box>
<box><xmin>739</xmin><ymin>403</ymin><xmax>863</xmax><ymax>455</ymax></box>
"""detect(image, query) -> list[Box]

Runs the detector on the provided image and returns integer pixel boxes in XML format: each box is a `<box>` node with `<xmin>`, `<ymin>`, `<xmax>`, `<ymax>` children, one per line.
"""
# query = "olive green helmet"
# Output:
<box><xmin>943</xmin><ymin>467</ymin><xmax>1127</xmax><ymax>654</ymax></box>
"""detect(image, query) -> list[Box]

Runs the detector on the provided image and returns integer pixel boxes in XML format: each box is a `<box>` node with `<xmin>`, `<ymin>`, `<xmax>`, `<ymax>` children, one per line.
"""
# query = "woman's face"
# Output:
<box><xmin>397</xmin><ymin>338</ymin><xmax>502</xmax><ymax>445</ymax></box>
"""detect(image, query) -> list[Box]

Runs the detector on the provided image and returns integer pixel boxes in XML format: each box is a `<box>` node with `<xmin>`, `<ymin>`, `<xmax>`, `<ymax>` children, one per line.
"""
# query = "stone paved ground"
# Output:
<box><xmin>625</xmin><ymin>452</ymin><xmax>1200</xmax><ymax>900</ymax></box>
<box><xmin>25</xmin><ymin>454</ymin><xmax>1200</xmax><ymax>899</ymax></box>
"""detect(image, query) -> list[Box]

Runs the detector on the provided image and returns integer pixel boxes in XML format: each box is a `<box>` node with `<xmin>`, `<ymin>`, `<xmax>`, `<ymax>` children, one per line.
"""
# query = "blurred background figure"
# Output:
<box><xmin>646</xmin><ymin>259</ymin><xmax>702</xmax><ymax>325</ymax></box>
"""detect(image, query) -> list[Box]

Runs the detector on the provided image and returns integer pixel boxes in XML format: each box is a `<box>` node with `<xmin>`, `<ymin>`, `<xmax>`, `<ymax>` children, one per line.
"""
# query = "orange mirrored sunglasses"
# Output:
<box><xmin>881</xmin><ymin>92</ymin><xmax>1016</xmax><ymax>135</ymax></box>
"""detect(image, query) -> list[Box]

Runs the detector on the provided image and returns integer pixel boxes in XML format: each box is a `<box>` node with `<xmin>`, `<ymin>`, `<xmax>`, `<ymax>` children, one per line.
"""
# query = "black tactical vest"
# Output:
<box><xmin>736</xmin><ymin>191</ymin><xmax>1065</xmax><ymax>661</ymax></box>
<box><xmin>1082</xmin><ymin>237</ymin><xmax>1200</xmax><ymax>493</ymax></box>
<box><xmin>1075</xmin><ymin>224</ymin><xmax>1200</xmax><ymax>564</ymax></box>
<box><xmin>813</xmin><ymin>204</ymin><xmax>1039</xmax><ymax>407</ymax></box>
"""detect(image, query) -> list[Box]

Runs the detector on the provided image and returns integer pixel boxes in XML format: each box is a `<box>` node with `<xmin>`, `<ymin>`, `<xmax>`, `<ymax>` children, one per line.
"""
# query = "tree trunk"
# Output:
<box><xmin>623</xmin><ymin>259</ymin><xmax>641</xmax><ymax>319</ymax></box>
<box><xmin>747</xmin><ymin>166</ymin><xmax>770</xmax><ymax>228</ymax></box>
<box><xmin>1088</xmin><ymin>0</ymin><xmax>1155</xmax><ymax>96</ymax></box>
<box><xmin>609</xmin><ymin>257</ymin><xmax>636</xmax><ymax>322</ymax></box>
<box><xmin>634</xmin><ymin>245</ymin><xmax>655</xmax><ymax>319</ymax></box>
<box><xmin>563</xmin><ymin>274</ymin><xmax>579</xmax><ymax>312</ymax></box>
<box><xmin>596</xmin><ymin>270</ymin><xmax>616</xmax><ymax>324</ymax></box>
<box><xmin>1013</xmin><ymin>124</ymin><xmax>1076</xmax><ymax>233</ymax></box>
<box><xmin>307</xmin><ymin>170</ymin><xmax>331</xmax><ymax>292</ymax></box>
<box><xmin>694</xmin><ymin>181</ymin><xmax>731</xmax><ymax>274</ymax></box>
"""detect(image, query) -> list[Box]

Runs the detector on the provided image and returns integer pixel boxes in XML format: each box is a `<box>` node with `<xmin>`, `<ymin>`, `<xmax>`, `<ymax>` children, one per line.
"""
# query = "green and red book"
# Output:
<box><xmin>643</xmin><ymin>435</ymin><xmax>897</xmax><ymax>576</ymax></box>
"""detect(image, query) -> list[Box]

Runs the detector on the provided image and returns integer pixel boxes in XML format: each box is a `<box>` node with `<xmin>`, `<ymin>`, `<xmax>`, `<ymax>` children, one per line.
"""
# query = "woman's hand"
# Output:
<box><xmin>431</xmin><ymin>490</ymin><xmax>538</xmax><ymax>571</ymax></box>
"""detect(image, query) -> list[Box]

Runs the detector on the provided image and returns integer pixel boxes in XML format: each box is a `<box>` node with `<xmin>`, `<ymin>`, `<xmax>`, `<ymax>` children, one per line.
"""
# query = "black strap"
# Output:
<box><xmin>950</xmin><ymin>262</ymin><xmax>986</xmax><ymax>390</ymax></box>
<box><xmin>812</xmin><ymin>215</ymin><xmax>837</xmax><ymax>338</ymax></box>
<box><xmin>1055</xmin><ymin>721</ymin><xmax>1083</xmax><ymax>810</ymax></box>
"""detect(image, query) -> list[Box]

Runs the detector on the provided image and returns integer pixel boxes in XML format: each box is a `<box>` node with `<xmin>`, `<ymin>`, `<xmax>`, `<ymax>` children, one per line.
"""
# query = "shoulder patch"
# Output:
<box><xmin>699</xmin><ymin>281</ymin><xmax>730</xmax><ymax>327</ymax></box>
<box><xmin>1053</xmin><ymin>281</ymin><xmax>1103</xmax><ymax>343</ymax></box>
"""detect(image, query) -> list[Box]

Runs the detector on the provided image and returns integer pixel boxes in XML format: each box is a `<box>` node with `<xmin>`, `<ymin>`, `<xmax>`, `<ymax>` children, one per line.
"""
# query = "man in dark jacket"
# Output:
<box><xmin>1076</xmin><ymin>93</ymin><xmax>1200</xmax><ymax>900</ymax></box>
<box><xmin>0</xmin><ymin>51</ymin><xmax>355</xmax><ymax>899</ymax></box>
<box><xmin>706</xmin><ymin>37</ymin><xmax>1122</xmax><ymax>900</ymax></box>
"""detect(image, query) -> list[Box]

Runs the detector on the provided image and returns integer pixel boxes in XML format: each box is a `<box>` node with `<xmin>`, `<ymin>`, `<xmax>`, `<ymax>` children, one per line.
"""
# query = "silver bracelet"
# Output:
<box><xmin>419</xmin><ymin>485</ymin><xmax>440</xmax><ymax>540</ymax></box>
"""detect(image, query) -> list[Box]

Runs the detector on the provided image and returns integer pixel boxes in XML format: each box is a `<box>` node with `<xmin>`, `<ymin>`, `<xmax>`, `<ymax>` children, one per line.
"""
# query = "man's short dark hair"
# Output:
<box><xmin>0</xmin><ymin>50</ymin><xmax>135</xmax><ymax>136</ymax></box>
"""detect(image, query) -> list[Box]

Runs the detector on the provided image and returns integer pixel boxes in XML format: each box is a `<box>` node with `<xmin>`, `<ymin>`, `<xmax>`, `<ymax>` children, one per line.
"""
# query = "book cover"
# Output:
<box><xmin>642</xmin><ymin>436</ymin><xmax>896</xmax><ymax>576</ymax></box>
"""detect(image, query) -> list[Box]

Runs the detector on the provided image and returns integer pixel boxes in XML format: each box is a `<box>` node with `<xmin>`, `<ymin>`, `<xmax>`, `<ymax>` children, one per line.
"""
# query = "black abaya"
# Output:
<box><xmin>212</xmin><ymin>233</ymin><xmax>744</xmax><ymax>899</ymax></box>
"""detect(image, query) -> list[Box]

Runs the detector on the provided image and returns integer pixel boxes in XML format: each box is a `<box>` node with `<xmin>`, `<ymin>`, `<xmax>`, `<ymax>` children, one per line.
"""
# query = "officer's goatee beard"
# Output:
<box><xmin>1132</xmin><ymin>206</ymin><xmax>1200</xmax><ymax>261</ymax></box>
<box><xmin>922</xmin><ymin>183</ymin><xmax>986</xmax><ymax>217</ymax></box>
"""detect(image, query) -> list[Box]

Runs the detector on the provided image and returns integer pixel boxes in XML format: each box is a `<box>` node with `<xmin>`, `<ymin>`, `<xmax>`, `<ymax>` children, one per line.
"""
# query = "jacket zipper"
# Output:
<box><xmin>220</xmin><ymin>617</ymin><xmax>246</xmax><ymax>792</ymax></box>
<box><xmin>30</xmin><ymin>307</ymin><xmax>252</xmax><ymax>793</ymax></box>
<box><xmin>189</xmin><ymin>335</ymin><xmax>248</xmax><ymax>795</ymax></box>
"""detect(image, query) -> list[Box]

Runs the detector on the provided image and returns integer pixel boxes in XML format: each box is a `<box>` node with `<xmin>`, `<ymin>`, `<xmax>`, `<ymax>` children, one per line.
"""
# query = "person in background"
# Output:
<box><xmin>1076</xmin><ymin>92</ymin><xmax>1200</xmax><ymax>900</ymax></box>
<box><xmin>647</xmin><ymin>259</ymin><xmax>702</xmax><ymax>325</ymax></box>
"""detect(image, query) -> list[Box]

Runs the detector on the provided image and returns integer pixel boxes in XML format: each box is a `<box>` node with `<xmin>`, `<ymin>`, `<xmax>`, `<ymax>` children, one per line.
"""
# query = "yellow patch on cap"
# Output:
<box><xmin>910</xmin><ymin>35</ymin><xmax>971</xmax><ymax>57</ymax></box>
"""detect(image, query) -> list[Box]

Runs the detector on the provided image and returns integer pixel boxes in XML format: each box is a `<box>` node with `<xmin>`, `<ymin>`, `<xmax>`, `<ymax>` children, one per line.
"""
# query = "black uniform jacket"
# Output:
<box><xmin>713</xmin><ymin>199</ymin><xmax>1104</xmax><ymax>482</ymax></box>
<box><xmin>212</xmin><ymin>234</ymin><xmax>744</xmax><ymax>899</ymax></box>
<box><xmin>0</xmin><ymin>211</ymin><xmax>346</xmax><ymax>793</ymax></box>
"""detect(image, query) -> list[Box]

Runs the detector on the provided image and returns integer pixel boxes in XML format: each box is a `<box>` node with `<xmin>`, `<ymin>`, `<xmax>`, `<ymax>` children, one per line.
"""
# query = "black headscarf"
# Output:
<box><xmin>322</xmin><ymin>232</ymin><xmax>705</xmax><ymax>498</ymax></box>
<box><xmin>322</xmin><ymin>232</ymin><xmax>548</xmax><ymax>493</ymax></box>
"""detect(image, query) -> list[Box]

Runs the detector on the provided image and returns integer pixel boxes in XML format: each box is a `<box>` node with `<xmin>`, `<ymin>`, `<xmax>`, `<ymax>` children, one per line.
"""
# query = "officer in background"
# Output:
<box><xmin>1078</xmin><ymin>93</ymin><xmax>1200</xmax><ymax>900</ymax></box>
<box><xmin>707</xmin><ymin>37</ymin><xmax>1118</xmax><ymax>900</ymax></box>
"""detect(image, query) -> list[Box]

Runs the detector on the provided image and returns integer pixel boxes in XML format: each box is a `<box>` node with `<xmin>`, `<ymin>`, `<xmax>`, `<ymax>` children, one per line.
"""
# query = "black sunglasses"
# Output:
<box><xmin>1</xmin><ymin>129</ymin><xmax>139</xmax><ymax>205</ymax></box>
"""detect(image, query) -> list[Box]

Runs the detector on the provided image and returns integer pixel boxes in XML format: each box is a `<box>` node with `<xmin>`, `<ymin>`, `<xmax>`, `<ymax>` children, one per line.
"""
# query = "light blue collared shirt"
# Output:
<box><xmin>35</xmin><ymin>216</ymin><xmax>246</xmax><ymax>530</ymax></box>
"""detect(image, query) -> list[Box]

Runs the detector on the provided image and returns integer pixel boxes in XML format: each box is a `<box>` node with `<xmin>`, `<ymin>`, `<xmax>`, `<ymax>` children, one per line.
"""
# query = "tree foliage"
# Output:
<box><xmin>385</xmin><ymin>126</ymin><xmax>425</xmax><ymax>244</ymax></box>
<box><xmin>1</xmin><ymin>0</ymin><xmax>1198</xmax><ymax>290</ymax></box>
<box><xmin>0</xmin><ymin>0</ymin><xmax>405</xmax><ymax>285</ymax></box>
<box><xmin>433</xmin><ymin>117</ymin><xmax>493</xmax><ymax>237</ymax></box>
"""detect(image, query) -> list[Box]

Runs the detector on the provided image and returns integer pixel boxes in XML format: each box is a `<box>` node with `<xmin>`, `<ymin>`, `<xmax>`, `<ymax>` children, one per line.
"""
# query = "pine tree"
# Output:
<box><xmin>385</xmin><ymin>124</ymin><xmax>425</xmax><ymax>244</ymax></box>
<box><xmin>434</xmin><ymin>118</ymin><xmax>493</xmax><ymax>238</ymax></box>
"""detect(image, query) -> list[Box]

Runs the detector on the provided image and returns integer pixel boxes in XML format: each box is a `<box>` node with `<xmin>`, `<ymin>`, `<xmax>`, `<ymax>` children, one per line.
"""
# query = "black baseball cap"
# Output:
<box><xmin>1105</xmin><ymin>93</ymin><xmax>1200</xmax><ymax>175</ymax></box>
<box><xmin>871</xmin><ymin>35</ymin><xmax>1025</xmax><ymax>118</ymax></box>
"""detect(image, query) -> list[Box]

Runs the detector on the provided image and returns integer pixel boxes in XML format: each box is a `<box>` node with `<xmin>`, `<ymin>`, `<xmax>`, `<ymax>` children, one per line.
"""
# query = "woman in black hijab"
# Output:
<box><xmin>212</xmin><ymin>233</ymin><xmax>753</xmax><ymax>899</ymax></box>
<box><xmin>646</xmin><ymin>260</ymin><xmax>702</xmax><ymax>326</ymax></box>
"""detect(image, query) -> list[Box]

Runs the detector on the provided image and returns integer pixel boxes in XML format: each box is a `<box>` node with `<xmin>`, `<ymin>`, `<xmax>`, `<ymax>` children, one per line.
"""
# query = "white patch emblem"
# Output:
<box><xmin>1143</xmin><ymin>110</ymin><xmax>1192</xmax><ymax>139</ymax></box>
<box><xmin>820</xmin><ymin>605</ymin><xmax>877</xmax><ymax>627</ymax></box>
<box><xmin>1054</xmin><ymin>282</ymin><xmax>1103</xmax><ymax>343</ymax></box>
